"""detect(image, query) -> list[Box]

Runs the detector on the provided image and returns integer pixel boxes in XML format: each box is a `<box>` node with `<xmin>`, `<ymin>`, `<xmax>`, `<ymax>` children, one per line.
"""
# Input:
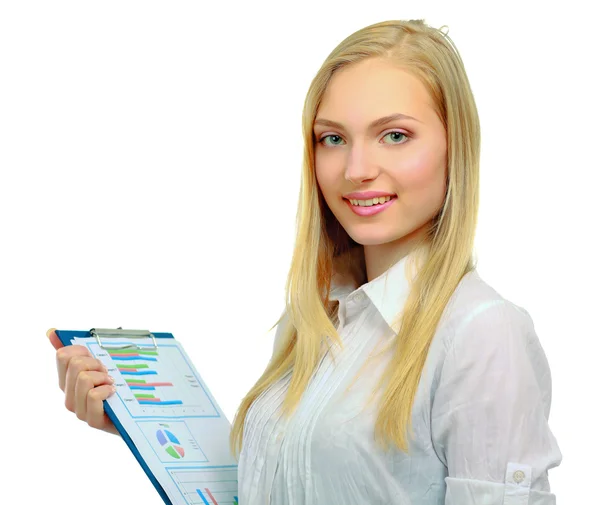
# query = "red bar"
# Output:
<box><xmin>141</xmin><ymin>382</ymin><xmax>174</xmax><ymax>387</ymax></box>
<box><xmin>204</xmin><ymin>488</ymin><xmax>219</xmax><ymax>505</ymax></box>
<box><xmin>136</xmin><ymin>398</ymin><xmax>162</xmax><ymax>402</ymax></box>
<box><xmin>109</xmin><ymin>353</ymin><xmax>140</xmax><ymax>357</ymax></box>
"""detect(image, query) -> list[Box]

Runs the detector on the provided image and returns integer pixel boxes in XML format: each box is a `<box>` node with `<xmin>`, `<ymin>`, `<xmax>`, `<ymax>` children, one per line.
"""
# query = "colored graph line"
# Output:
<box><xmin>196</xmin><ymin>487</ymin><xmax>238</xmax><ymax>505</ymax></box>
<box><xmin>204</xmin><ymin>488</ymin><xmax>219</xmax><ymax>504</ymax></box>
<box><xmin>126</xmin><ymin>382</ymin><xmax>174</xmax><ymax>387</ymax></box>
<box><xmin>138</xmin><ymin>400</ymin><xmax>182</xmax><ymax>405</ymax></box>
<box><xmin>107</xmin><ymin>349</ymin><xmax>158</xmax><ymax>356</ymax></box>
<box><xmin>196</xmin><ymin>488</ymin><xmax>220</xmax><ymax>505</ymax></box>
<box><xmin>127</xmin><ymin>381</ymin><xmax>181</xmax><ymax>404</ymax></box>
<box><xmin>113</xmin><ymin>355</ymin><xmax>184</xmax><ymax>407</ymax></box>
<box><xmin>110</xmin><ymin>356</ymin><xmax>158</xmax><ymax>361</ymax></box>
<box><xmin>196</xmin><ymin>489</ymin><xmax>210</xmax><ymax>505</ymax></box>
<box><xmin>126</xmin><ymin>377</ymin><xmax>174</xmax><ymax>391</ymax></box>
<box><xmin>119</xmin><ymin>370</ymin><xmax>158</xmax><ymax>375</ymax></box>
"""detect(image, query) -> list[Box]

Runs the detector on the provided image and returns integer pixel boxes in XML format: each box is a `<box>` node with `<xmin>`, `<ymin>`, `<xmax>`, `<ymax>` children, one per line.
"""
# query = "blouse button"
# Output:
<box><xmin>354</xmin><ymin>292</ymin><xmax>366</xmax><ymax>303</ymax></box>
<box><xmin>512</xmin><ymin>470</ymin><xmax>525</xmax><ymax>483</ymax></box>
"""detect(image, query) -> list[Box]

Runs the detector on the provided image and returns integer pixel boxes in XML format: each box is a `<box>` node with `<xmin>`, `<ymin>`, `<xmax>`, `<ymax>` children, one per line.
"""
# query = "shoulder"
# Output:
<box><xmin>430</xmin><ymin>269</ymin><xmax>546</xmax><ymax>378</ymax></box>
<box><xmin>432</xmin><ymin>270</ymin><xmax>552</xmax><ymax>408</ymax></box>
<box><xmin>440</xmin><ymin>269</ymin><xmax>535</xmax><ymax>340</ymax></box>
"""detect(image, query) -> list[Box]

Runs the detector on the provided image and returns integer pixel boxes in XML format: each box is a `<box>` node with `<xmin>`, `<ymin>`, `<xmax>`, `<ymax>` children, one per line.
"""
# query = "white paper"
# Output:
<box><xmin>72</xmin><ymin>335</ymin><xmax>238</xmax><ymax>505</ymax></box>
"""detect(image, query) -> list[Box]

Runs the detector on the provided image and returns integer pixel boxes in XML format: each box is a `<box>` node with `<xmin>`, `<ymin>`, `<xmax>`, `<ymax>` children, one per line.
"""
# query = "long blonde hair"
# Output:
<box><xmin>230</xmin><ymin>18</ymin><xmax>480</xmax><ymax>456</ymax></box>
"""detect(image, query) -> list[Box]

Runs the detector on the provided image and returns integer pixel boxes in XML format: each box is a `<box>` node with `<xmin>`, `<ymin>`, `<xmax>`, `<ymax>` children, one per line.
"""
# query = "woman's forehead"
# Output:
<box><xmin>316</xmin><ymin>59</ymin><xmax>433</xmax><ymax>128</ymax></box>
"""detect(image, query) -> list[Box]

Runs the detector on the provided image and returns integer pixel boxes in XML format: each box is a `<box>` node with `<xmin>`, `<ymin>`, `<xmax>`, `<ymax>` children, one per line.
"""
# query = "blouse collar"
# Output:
<box><xmin>328</xmin><ymin>253</ymin><xmax>413</xmax><ymax>332</ymax></box>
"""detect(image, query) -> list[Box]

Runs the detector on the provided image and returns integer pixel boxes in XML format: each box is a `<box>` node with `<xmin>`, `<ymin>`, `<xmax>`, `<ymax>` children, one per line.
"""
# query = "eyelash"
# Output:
<box><xmin>317</xmin><ymin>130</ymin><xmax>410</xmax><ymax>147</ymax></box>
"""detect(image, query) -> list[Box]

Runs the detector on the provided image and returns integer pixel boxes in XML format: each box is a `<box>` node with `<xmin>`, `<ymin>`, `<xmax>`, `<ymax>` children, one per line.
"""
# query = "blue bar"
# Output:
<box><xmin>120</xmin><ymin>371</ymin><xmax>158</xmax><ymax>375</ymax></box>
<box><xmin>110</xmin><ymin>356</ymin><xmax>158</xmax><ymax>361</ymax></box>
<box><xmin>129</xmin><ymin>386</ymin><xmax>156</xmax><ymax>390</ymax></box>
<box><xmin>138</xmin><ymin>400</ymin><xmax>183</xmax><ymax>406</ymax></box>
<box><xmin>196</xmin><ymin>489</ymin><xmax>210</xmax><ymax>505</ymax></box>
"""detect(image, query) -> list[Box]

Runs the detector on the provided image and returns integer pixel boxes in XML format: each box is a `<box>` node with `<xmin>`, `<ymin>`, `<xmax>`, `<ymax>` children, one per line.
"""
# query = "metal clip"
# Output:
<box><xmin>90</xmin><ymin>328</ymin><xmax>158</xmax><ymax>351</ymax></box>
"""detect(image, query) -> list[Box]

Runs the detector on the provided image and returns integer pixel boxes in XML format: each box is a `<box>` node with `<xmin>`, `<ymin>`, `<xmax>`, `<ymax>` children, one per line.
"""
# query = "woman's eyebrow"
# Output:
<box><xmin>313</xmin><ymin>112</ymin><xmax>422</xmax><ymax>131</ymax></box>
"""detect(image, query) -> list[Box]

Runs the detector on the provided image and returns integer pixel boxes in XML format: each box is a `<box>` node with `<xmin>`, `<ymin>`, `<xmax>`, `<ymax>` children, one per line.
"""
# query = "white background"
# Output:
<box><xmin>1</xmin><ymin>1</ymin><xmax>597</xmax><ymax>503</ymax></box>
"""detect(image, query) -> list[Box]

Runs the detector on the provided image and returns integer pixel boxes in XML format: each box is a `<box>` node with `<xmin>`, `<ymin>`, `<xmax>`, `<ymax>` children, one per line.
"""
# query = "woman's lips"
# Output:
<box><xmin>344</xmin><ymin>196</ymin><xmax>397</xmax><ymax>216</ymax></box>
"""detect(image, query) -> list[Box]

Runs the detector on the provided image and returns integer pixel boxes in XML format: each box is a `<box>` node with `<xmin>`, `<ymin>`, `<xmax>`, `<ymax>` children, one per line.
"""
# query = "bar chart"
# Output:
<box><xmin>99</xmin><ymin>343</ymin><xmax>220</xmax><ymax>418</ymax></box>
<box><xmin>168</xmin><ymin>467</ymin><xmax>238</xmax><ymax>505</ymax></box>
<box><xmin>75</xmin><ymin>334</ymin><xmax>238</xmax><ymax>505</ymax></box>
<box><xmin>110</xmin><ymin>348</ymin><xmax>183</xmax><ymax>406</ymax></box>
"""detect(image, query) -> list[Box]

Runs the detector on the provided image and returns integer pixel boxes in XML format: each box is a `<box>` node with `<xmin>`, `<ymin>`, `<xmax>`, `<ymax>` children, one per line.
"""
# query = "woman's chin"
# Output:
<box><xmin>345</xmin><ymin>228</ymin><xmax>399</xmax><ymax>247</ymax></box>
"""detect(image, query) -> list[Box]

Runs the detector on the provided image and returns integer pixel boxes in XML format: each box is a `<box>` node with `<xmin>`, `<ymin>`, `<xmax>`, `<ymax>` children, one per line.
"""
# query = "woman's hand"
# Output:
<box><xmin>47</xmin><ymin>328</ymin><xmax>120</xmax><ymax>436</ymax></box>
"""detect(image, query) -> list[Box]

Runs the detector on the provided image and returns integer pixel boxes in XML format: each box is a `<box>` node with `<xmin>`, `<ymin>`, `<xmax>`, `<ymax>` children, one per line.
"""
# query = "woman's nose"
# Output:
<box><xmin>344</xmin><ymin>147</ymin><xmax>379</xmax><ymax>185</ymax></box>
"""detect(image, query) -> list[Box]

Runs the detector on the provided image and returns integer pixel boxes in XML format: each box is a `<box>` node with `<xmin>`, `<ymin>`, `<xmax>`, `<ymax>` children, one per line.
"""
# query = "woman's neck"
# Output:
<box><xmin>363</xmin><ymin>226</ymin><xmax>429</xmax><ymax>282</ymax></box>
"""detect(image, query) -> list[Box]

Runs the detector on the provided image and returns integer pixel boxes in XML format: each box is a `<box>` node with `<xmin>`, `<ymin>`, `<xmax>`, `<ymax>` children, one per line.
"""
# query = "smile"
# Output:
<box><xmin>343</xmin><ymin>195</ymin><xmax>397</xmax><ymax>216</ymax></box>
<box><xmin>348</xmin><ymin>196</ymin><xmax>392</xmax><ymax>207</ymax></box>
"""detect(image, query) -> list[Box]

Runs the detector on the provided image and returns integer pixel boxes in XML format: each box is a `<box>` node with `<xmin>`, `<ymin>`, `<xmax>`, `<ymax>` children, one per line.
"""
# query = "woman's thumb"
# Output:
<box><xmin>46</xmin><ymin>328</ymin><xmax>64</xmax><ymax>350</ymax></box>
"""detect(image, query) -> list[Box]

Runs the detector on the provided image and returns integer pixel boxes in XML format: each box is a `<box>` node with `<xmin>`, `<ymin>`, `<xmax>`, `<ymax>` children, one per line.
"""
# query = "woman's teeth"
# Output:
<box><xmin>349</xmin><ymin>196</ymin><xmax>392</xmax><ymax>207</ymax></box>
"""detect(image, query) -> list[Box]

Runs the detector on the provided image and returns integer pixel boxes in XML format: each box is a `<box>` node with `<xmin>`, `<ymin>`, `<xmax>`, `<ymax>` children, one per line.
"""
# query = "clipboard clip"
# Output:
<box><xmin>90</xmin><ymin>328</ymin><xmax>158</xmax><ymax>351</ymax></box>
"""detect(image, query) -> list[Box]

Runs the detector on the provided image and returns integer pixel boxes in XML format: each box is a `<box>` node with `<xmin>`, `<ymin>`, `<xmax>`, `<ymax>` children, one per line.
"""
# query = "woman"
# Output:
<box><xmin>48</xmin><ymin>19</ymin><xmax>562</xmax><ymax>504</ymax></box>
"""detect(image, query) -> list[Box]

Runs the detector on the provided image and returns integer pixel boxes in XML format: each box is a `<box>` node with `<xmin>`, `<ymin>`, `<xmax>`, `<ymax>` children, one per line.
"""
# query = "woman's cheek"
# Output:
<box><xmin>391</xmin><ymin>150</ymin><xmax>443</xmax><ymax>189</ymax></box>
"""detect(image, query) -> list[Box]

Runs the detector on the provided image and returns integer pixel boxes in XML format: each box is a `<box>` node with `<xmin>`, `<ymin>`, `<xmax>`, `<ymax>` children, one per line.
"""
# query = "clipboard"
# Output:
<box><xmin>56</xmin><ymin>328</ymin><xmax>239</xmax><ymax>505</ymax></box>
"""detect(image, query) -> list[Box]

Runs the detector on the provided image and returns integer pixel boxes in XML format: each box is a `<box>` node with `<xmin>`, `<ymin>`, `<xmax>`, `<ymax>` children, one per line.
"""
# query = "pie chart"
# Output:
<box><xmin>156</xmin><ymin>427</ymin><xmax>185</xmax><ymax>459</ymax></box>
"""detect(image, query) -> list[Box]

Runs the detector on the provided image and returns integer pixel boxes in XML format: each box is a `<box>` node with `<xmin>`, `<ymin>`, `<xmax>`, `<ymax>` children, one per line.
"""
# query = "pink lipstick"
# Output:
<box><xmin>343</xmin><ymin>194</ymin><xmax>397</xmax><ymax>216</ymax></box>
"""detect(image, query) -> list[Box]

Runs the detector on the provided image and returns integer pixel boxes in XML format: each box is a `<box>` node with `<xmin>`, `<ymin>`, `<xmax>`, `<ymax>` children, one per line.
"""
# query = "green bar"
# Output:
<box><xmin>117</xmin><ymin>364</ymin><xmax>149</xmax><ymax>369</ymax></box>
<box><xmin>134</xmin><ymin>394</ymin><xmax>156</xmax><ymax>398</ymax></box>
<box><xmin>107</xmin><ymin>348</ymin><xmax>158</xmax><ymax>355</ymax></box>
<box><xmin>125</xmin><ymin>379</ymin><xmax>147</xmax><ymax>384</ymax></box>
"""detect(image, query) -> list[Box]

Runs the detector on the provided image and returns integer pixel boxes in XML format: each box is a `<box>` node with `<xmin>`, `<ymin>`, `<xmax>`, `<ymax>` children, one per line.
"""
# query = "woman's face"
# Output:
<box><xmin>314</xmin><ymin>57</ymin><xmax>448</xmax><ymax>253</ymax></box>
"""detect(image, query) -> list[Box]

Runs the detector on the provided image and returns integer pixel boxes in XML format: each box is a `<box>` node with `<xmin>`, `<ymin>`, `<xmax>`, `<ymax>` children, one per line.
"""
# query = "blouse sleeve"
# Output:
<box><xmin>431</xmin><ymin>300</ymin><xmax>562</xmax><ymax>505</ymax></box>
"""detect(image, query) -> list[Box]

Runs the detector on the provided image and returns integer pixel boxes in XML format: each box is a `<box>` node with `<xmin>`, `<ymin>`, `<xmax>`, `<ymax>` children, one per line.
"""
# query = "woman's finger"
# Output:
<box><xmin>65</xmin><ymin>358</ymin><xmax>107</xmax><ymax>413</ymax></box>
<box><xmin>56</xmin><ymin>345</ymin><xmax>93</xmax><ymax>392</ymax></box>
<box><xmin>46</xmin><ymin>328</ymin><xmax>64</xmax><ymax>350</ymax></box>
<box><xmin>73</xmin><ymin>370</ymin><xmax>113</xmax><ymax>422</ymax></box>
<box><xmin>86</xmin><ymin>384</ymin><xmax>117</xmax><ymax>430</ymax></box>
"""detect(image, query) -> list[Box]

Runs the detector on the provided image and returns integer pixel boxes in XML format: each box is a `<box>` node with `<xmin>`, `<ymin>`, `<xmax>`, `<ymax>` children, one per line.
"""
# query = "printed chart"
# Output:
<box><xmin>93</xmin><ymin>342</ymin><xmax>221</xmax><ymax>418</ymax></box>
<box><xmin>137</xmin><ymin>421</ymin><xmax>209</xmax><ymax>464</ymax></box>
<box><xmin>168</xmin><ymin>467</ymin><xmax>238</xmax><ymax>505</ymax></box>
<box><xmin>71</xmin><ymin>334</ymin><xmax>239</xmax><ymax>505</ymax></box>
<box><xmin>111</xmin><ymin>347</ymin><xmax>181</xmax><ymax>406</ymax></box>
<box><xmin>157</xmin><ymin>425</ymin><xmax>186</xmax><ymax>459</ymax></box>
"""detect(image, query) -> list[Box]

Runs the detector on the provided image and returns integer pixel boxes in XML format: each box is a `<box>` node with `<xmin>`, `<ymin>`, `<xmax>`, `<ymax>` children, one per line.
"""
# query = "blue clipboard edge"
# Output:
<box><xmin>55</xmin><ymin>329</ymin><xmax>175</xmax><ymax>505</ymax></box>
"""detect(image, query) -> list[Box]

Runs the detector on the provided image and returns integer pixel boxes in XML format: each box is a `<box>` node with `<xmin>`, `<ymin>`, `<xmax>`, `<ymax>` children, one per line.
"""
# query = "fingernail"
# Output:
<box><xmin>108</xmin><ymin>375</ymin><xmax>115</xmax><ymax>383</ymax></box>
<box><xmin>110</xmin><ymin>385</ymin><xmax>117</xmax><ymax>393</ymax></box>
<box><xmin>46</xmin><ymin>328</ymin><xmax>55</xmax><ymax>338</ymax></box>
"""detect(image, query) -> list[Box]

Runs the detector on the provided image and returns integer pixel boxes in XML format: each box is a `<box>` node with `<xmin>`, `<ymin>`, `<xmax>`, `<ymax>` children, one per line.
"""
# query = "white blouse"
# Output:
<box><xmin>238</xmin><ymin>255</ymin><xmax>562</xmax><ymax>504</ymax></box>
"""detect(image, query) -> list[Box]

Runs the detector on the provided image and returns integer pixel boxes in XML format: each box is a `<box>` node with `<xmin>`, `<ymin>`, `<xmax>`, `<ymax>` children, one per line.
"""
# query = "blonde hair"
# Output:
<box><xmin>230</xmin><ymin>19</ymin><xmax>480</xmax><ymax>456</ymax></box>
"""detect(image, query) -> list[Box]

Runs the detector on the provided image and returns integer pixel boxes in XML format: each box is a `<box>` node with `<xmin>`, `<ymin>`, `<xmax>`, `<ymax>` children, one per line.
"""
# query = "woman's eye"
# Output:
<box><xmin>382</xmin><ymin>131</ymin><xmax>408</xmax><ymax>144</ymax></box>
<box><xmin>318</xmin><ymin>131</ymin><xmax>408</xmax><ymax>146</ymax></box>
<box><xmin>320</xmin><ymin>134</ymin><xmax>345</xmax><ymax>146</ymax></box>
